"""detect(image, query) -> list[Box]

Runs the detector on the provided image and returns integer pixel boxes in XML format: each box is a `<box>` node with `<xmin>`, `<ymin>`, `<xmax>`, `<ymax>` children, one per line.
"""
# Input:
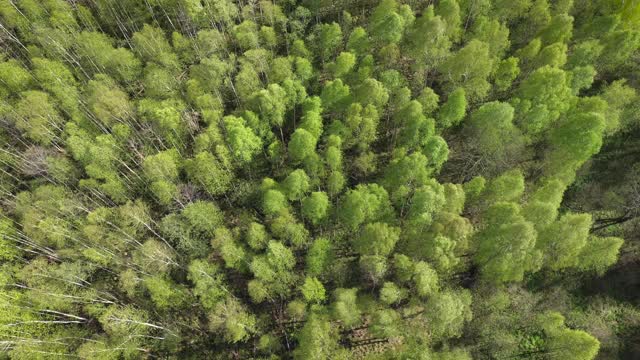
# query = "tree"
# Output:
<box><xmin>538</xmin><ymin>14</ymin><xmax>574</xmax><ymax>45</ymax></box>
<box><xmin>132</xmin><ymin>238</ymin><xmax>176</xmax><ymax>273</ymax></box>
<box><xmin>480</xmin><ymin>169</ymin><xmax>525</xmax><ymax>205</ymax></box>
<box><xmin>143</xmin><ymin>275</ymin><xmax>188</xmax><ymax>310</ymax></box>
<box><xmin>360</xmin><ymin>254</ymin><xmax>388</xmax><ymax>283</ymax></box>
<box><xmin>468</xmin><ymin>16</ymin><xmax>510</xmax><ymax>58</ymax></box>
<box><xmin>436</xmin><ymin>0</ymin><xmax>463</xmax><ymax>42</ymax></box>
<box><xmin>353</xmin><ymin>222</ymin><xmax>400</xmax><ymax>256</ymax></box>
<box><xmin>131</xmin><ymin>24</ymin><xmax>179</xmax><ymax>68</ymax></box>
<box><xmin>32</xmin><ymin>58</ymin><xmax>80</xmax><ymax>117</ymax></box>
<box><xmin>438</xmin><ymin>40</ymin><xmax>494</xmax><ymax>101</ymax></box>
<box><xmin>248</xmin><ymin>84</ymin><xmax>288</xmax><ymax>127</ymax></box>
<box><xmin>248</xmin><ymin>241</ymin><xmax>297</xmax><ymax>302</ymax></box>
<box><xmin>294</xmin><ymin>311</ymin><xmax>340</xmax><ymax>359</ymax></box>
<box><xmin>321</xmin><ymin>79</ymin><xmax>351</xmax><ymax>113</ymax></box>
<box><xmin>263</xmin><ymin>188</ymin><xmax>288</xmax><ymax>216</ymax></box>
<box><xmin>74</xmin><ymin>31</ymin><xmax>141</xmax><ymax>83</ymax></box>
<box><xmin>493</xmin><ymin>57</ymin><xmax>520</xmax><ymax>91</ymax></box>
<box><xmin>338</xmin><ymin>184</ymin><xmax>393</xmax><ymax>230</ymax></box>
<box><xmin>0</xmin><ymin>60</ymin><xmax>33</xmax><ymax>96</ymax></box>
<box><xmin>245</xmin><ymin>221</ymin><xmax>269</xmax><ymax>251</ymax></box>
<box><xmin>537</xmin><ymin>312</ymin><xmax>600</xmax><ymax>360</ymax></box>
<box><xmin>85</xmin><ymin>74</ymin><xmax>133</xmax><ymax>126</ymax></box>
<box><xmin>522</xmin><ymin>178</ymin><xmax>565</xmax><ymax>230</ymax></box>
<box><xmin>369</xmin><ymin>0</ymin><xmax>408</xmax><ymax>45</ymax></box>
<box><xmin>222</xmin><ymin>115</ymin><xmax>262</xmax><ymax>164</ymax></box>
<box><xmin>394</xmin><ymin>100</ymin><xmax>434</xmax><ymax>149</ymax></box>
<box><xmin>306</xmin><ymin>237</ymin><xmax>334</xmax><ymax>277</ymax></box>
<box><xmin>302</xmin><ymin>192</ymin><xmax>330</xmax><ymax>225</ymax></box>
<box><xmin>417</xmin><ymin>87</ymin><xmax>440</xmax><ymax>116</ymax></box>
<box><xmin>211</xmin><ymin>227</ymin><xmax>246</xmax><ymax>271</ymax></box>
<box><xmin>185</xmin><ymin>152</ymin><xmax>232</xmax><ymax>195</ymax></box>
<box><xmin>137</xmin><ymin>98</ymin><xmax>187</xmax><ymax>148</ymax></box>
<box><xmin>347</xmin><ymin>27</ymin><xmax>371</xmax><ymax>55</ymax></box>
<box><xmin>414</xmin><ymin>261</ymin><xmax>440</xmax><ymax>297</ymax></box>
<box><xmin>328</xmin><ymin>51</ymin><xmax>356</xmax><ymax>78</ymax></box>
<box><xmin>464</xmin><ymin>101</ymin><xmax>526</xmax><ymax>174</ymax></box>
<box><xmin>99</xmin><ymin>305</ymin><xmax>153</xmax><ymax>342</ymax></box>
<box><xmin>600</xmin><ymin>79</ymin><xmax>638</xmax><ymax>133</ymax></box>
<box><xmin>188</xmin><ymin>259</ymin><xmax>226</xmax><ymax>310</ymax></box>
<box><xmin>0</xmin><ymin>217</ymin><xmax>19</xmax><ymax>261</ymax></box>
<box><xmin>370</xmin><ymin>309</ymin><xmax>402</xmax><ymax>338</ymax></box>
<box><xmin>314</xmin><ymin>22</ymin><xmax>343</xmax><ymax>63</ymax></box>
<box><xmin>577</xmin><ymin>236</ymin><xmax>624</xmax><ymax>275</ymax></box>
<box><xmin>404</xmin><ymin>6</ymin><xmax>451</xmax><ymax>68</ymax></box>
<box><xmin>382</xmin><ymin>151</ymin><xmax>434</xmax><ymax>202</ymax></box>
<box><xmin>537</xmin><ymin>213</ymin><xmax>592</xmax><ymax>270</ymax></box>
<box><xmin>531</xmin><ymin>42</ymin><xmax>568</xmax><ymax>70</ymax></box>
<box><xmin>283</xmin><ymin>169</ymin><xmax>311</xmax><ymax>200</ymax></box>
<box><xmin>341</xmin><ymin>103</ymin><xmax>380</xmax><ymax>151</ymax></box>
<box><xmin>332</xmin><ymin>288</ymin><xmax>361</xmax><ymax>327</ymax></box>
<box><xmin>270</xmin><ymin>211</ymin><xmax>310</xmax><ymax>248</ymax></box>
<box><xmin>301</xmin><ymin>277</ymin><xmax>326</xmax><ymax>303</ymax></box>
<box><xmin>289</xmin><ymin>129</ymin><xmax>318</xmax><ymax>163</ymax></box>
<box><xmin>354</xmin><ymin>78</ymin><xmax>389</xmax><ymax>108</ymax></box>
<box><xmin>544</xmin><ymin>111</ymin><xmax>605</xmax><ymax>183</ymax></box>
<box><xmin>12</xmin><ymin>91</ymin><xmax>63</xmax><ymax>145</ymax></box>
<box><xmin>182</xmin><ymin>201</ymin><xmax>224</xmax><ymax>237</ymax></box>
<box><xmin>475</xmin><ymin>202</ymin><xmax>541</xmax><ymax>283</ymax></box>
<box><xmin>208</xmin><ymin>297</ymin><xmax>256</xmax><ymax>343</ymax></box>
<box><xmin>379</xmin><ymin>282</ymin><xmax>404</xmax><ymax>305</ymax></box>
<box><xmin>143</xmin><ymin>149</ymin><xmax>181</xmax><ymax>205</ymax></box>
<box><xmin>598</xmin><ymin>29</ymin><xmax>640</xmax><ymax>73</ymax></box>
<box><xmin>425</xmin><ymin>289</ymin><xmax>473</xmax><ymax>340</ymax></box>
<box><xmin>511</xmin><ymin>66</ymin><xmax>573</xmax><ymax>136</ymax></box>
<box><xmin>437</xmin><ymin>87</ymin><xmax>467</xmax><ymax>129</ymax></box>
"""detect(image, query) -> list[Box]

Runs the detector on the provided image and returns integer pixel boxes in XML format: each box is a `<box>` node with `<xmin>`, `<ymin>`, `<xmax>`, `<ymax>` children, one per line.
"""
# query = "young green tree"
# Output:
<box><xmin>248</xmin><ymin>241</ymin><xmax>297</xmax><ymax>302</ymax></box>
<box><xmin>12</xmin><ymin>91</ymin><xmax>64</xmax><ymax>145</ymax></box>
<box><xmin>185</xmin><ymin>151</ymin><xmax>232</xmax><ymax>196</ymax></box>
<box><xmin>438</xmin><ymin>40</ymin><xmax>494</xmax><ymax>101</ymax></box>
<box><xmin>222</xmin><ymin>115</ymin><xmax>262</xmax><ymax>164</ymax></box>
<box><xmin>294</xmin><ymin>311</ymin><xmax>341</xmax><ymax>359</ymax></box>
<box><xmin>301</xmin><ymin>191</ymin><xmax>330</xmax><ymax>225</ymax></box>
<box><xmin>353</xmin><ymin>222</ymin><xmax>400</xmax><ymax>256</ymax></box>
<box><xmin>475</xmin><ymin>202</ymin><xmax>541</xmax><ymax>283</ymax></box>
<box><xmin>437</xmin><ymin>87</ymin><xmax>467</xmax><ymax>129</ymax></box>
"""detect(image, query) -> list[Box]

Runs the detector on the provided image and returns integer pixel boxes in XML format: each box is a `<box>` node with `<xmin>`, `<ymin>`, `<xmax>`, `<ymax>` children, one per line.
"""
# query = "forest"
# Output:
<box><xmin>0</xmin><ymin>0</ymin><xmax>639</xmax><ymax>358</ymax></box>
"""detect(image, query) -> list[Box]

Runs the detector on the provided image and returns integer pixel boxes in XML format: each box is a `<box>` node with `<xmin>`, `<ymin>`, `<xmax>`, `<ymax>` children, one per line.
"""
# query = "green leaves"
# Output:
<box><xmin>208</xmin><ymin>297</ymin><xmax>256</xmax><ymax>343</ymax></box>
<box><xmin>12</xmin><ymin>91</ymin><xmax>63</xmax><ymax>145</ymax></box>
<box><xmin>537</xmin><ymin>213</ymin><xmax>593</xmax><ymax>270</ymax></box>
<box><xmin>437</xmin><ymin>87</ymin><xmax>467</xmax><ymax>129</ymax></box>
<box><xmin>512</xmin><ymin>65</ymin><xmax>573</xmax><ymax>136</ymax></box>
<box><xmin>185</xmin><ymin>151</ymin><xmax>232</xmax><ymax>195</ymax></box>
<box><xmin>0</xmin><ymin>1</ymin><xmax>631</xmax><ymax>359</ymax></box>
<box><xmin>369</xmin><ymin>0</ymin><xmax>409</xmax><ymax>44</ymax></box>
<box><xmin>302</xmin><ymin>192</ymin><xmax>330</xmax><ymax>224</ymax></box>
<box><xmin>438</xmin><ymin>40</ymin><xmax>494</xmax><ymax>101</ymax></box>
<box><xmin>338</xmin><ymin>184</ymin><xmax>393</xmax><ymax>230</ymax></box>
<box><xmin>222</xmin><ymin>115</ymin><xmax>262</xmax><ymax>164</ymax></box>
<box><xmin>301</xmin><ymin>277</ymin><xmax>326</xmax><ymax>303</ymax></box>
<box><xmin>475</xmin><ymin>202</ymin><xmax>540</xmax><ymax>283</ymax></box>
<box><xmin>188</xmin><ymin>259</ymin><xmax>226</xmax><ymax>310</ymax></box>
<box><xmin>248</xmin><ymin>241</ymin><xmax>297</xmax><ymax>302</ymax></box>
<box><xmin>289</xmin><ymin>129</ymin><xmax>318</xmax><ymax>163</ymax></box>
<box><xmin>294</xmin><ymin>311</ymin><xmax>339</xmax><ymax>360</ymax></box>
<box><xmin>143</xmin><ymin>149</ymin><xmax>181</xmax><ymax>205</ymax></box>
<box><xmin>425</xmin><ymin>289</ymin><xmax>473</xmax><ymax>340</ymax></box>
<box><xmin>353</xmin><ymin>222</ymin><xmax>400</xmax><ymax>256</ymax></box>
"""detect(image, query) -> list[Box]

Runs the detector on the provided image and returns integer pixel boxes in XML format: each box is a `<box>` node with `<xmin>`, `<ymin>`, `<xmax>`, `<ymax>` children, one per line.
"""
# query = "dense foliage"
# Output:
<box><xmin>0</xmin><ymin>0</ymin><xmax>639</xmax><ymax>358</ymax></box>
